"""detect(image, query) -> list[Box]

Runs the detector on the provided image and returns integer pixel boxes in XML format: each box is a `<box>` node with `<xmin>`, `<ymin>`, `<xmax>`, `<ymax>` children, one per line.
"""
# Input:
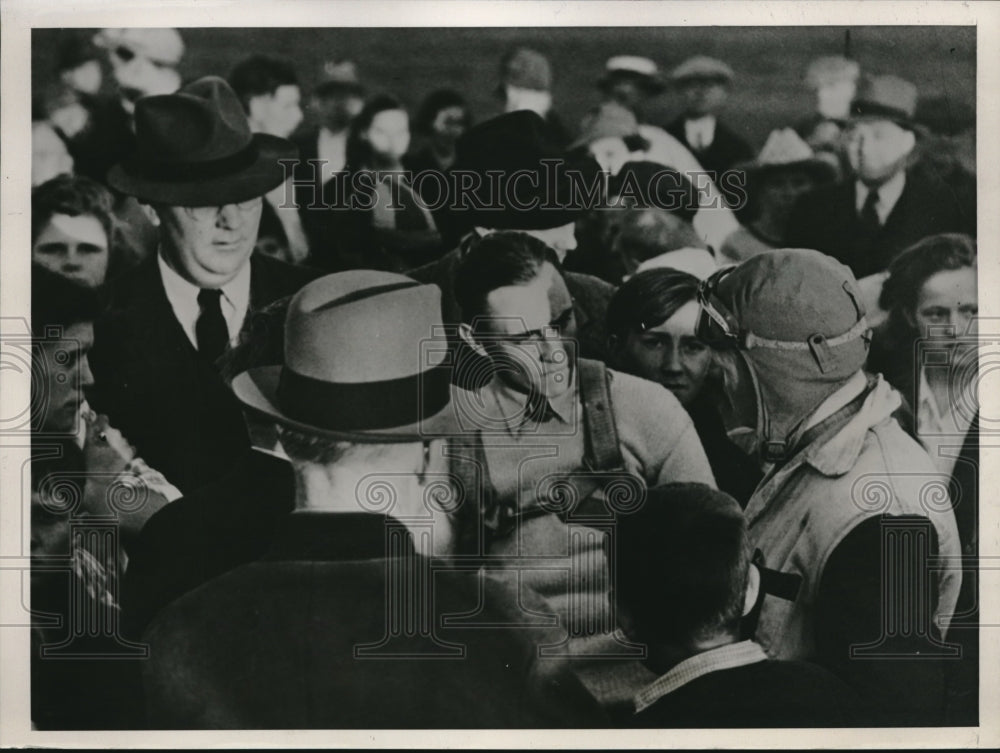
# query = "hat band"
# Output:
<box><xmin>276</xmin><ymin>362</ymin><xmax>452</xmax><ymax>433</ymax></box>
<box><xmin>851</xmin><ymin>100</ymin><xmax>912</xmax><ymax>124</ymax></box>
<box><xmin>130</xmin><ymin>141</ymin><xmax>261</xmax><ymax>182</ymax></box>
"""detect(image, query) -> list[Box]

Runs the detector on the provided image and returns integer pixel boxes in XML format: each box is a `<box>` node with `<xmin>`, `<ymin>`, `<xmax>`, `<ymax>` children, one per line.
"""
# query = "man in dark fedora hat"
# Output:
<box><xmin>139</xmin><ymin>270</ymin><xmax>600</xmax><ymax>728</ymax></box>
<box><xmin>411</xmin><ymin>109</ymin><xmax>617</xmax><ymax>371</ymax></box>
<box><xmin>88</xmin><ymin>76</ymin><xmax>318</xmax><ymax>494</ymax></box>
<box><xmin>786</xmin><ymin>73</ymin><xmax>974</xmax><ymax>280</ymax></box>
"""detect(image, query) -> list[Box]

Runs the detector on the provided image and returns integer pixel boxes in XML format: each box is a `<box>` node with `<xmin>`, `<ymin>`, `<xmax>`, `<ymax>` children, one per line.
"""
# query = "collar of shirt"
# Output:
<box><xmin>633</xmin><ymin>640</ymin><xmax>769</xmax><ymax>713</ymax></box>
<box><xmin>482</xmin><ymin>369</ymin><xmax>577</xmax><ymax>436</ymax></box>
<box><xmin>318</xmin><ymin>127</ymin><xmax>348</xmax><ymax>177</ymax></box>
<box><xmin>855</xmin><ymin>170</ymin><xmax>906</xmax><ymax>224</ymax></box>
<box><xmin>684</xmin><ymin>115</ymin><xmax>717</xmax><ymax>150</ymax></box>
<box><xmin>157</xmin><ymin>251</ymin><xmax>251</xmax><ymax>350</ymax></box>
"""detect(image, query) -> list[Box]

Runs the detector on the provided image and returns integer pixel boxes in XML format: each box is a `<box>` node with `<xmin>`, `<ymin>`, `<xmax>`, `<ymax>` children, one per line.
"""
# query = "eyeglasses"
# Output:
<box><xmin>477</xmin><ymin>305</ymin><xmax>576</xmax><ymax>346</ymax></box>
<box><xmin>181</xmin><ymin>198</ymin><xmax>263</xmax><ymax>220</ymax></box>
<box><xmin>695</xmin><ymin>266</ymin><xmax>743</xmax><ymax>349</ymax></box>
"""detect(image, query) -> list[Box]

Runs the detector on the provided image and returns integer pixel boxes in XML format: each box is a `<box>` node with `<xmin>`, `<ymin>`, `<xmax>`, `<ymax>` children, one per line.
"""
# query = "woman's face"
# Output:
<box><xmin>365</xmin><ymin>109</ymin><xmax>410</xmax><ymax>163</ymax></box>
<box><xmin>618</xmin><ymin>300</ymin><xmax>712</xmax><ymax>406</ymax></box>
<box><xmin>911</xmin><ymin>266</ymin><xmax>978</xmax><ymax>344</ymax></box>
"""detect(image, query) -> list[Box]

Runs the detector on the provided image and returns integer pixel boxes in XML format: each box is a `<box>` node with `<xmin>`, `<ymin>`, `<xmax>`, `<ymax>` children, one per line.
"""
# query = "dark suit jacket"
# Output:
<box><xmin>89</xmin><ymin>253</ymin><xmax>317</xmax><ymax>494</ymax></box>
<box><xmin>120</xmin><ymin>449</ymin><xmax>296</xmax><ymax>638</ymax></box>
<box><xmin>629</xmin><ymin>658</ymin><xmax>858</xmax><ymax>727</ymax></box>
<box><xmin>666</xmin><ymin>117</ymin><xmax>754</xmax><ymax>177</ymax></box>
<box><xmin>785</xmin><ymin>173</ymin><xmax>975</xmax><ymax>279</ymax></box>
<box><xmin>141</xmin><ymin>511</ymin><xmax>603</xmax><ymax>729</ymax></box>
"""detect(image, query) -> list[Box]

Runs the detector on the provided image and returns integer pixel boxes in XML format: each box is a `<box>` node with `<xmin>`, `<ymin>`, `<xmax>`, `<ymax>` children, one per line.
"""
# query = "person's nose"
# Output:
<box><xmin>62</xmin><ymin>247</ymin><xmax>84</xmax><ymax>272</ymax></box>
<box><xmin>216</xmin><ymin>204</ymin><xmax>245</xmax><ymax>229</ymax></box>
<box><xmin>539</xmin><ymin>335</ymin><xmax>567</xmax><ymax>365</ymax></box>
<box><xmin>660</xmin><ymin>344</ymin><xmax>683</xmax><ymax>374</ymax></box>
<box><xmin>79</xmin><ymin>355</ymin><xmax>96</xmax><ymax>390</ymax></box>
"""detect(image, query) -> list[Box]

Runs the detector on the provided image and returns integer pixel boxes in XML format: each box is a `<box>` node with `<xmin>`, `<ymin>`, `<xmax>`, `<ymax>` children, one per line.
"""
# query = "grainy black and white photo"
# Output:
<box><xmin>2</xmin><ymin>4</ymin><xmax>996</xmax><ymax>746</ymax></box>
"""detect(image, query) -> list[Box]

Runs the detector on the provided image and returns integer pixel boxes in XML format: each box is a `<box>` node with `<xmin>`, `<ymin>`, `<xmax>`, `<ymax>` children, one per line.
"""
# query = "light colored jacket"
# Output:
<box><xmin>748</xmin><ymin>375</ymin><xmax>962</xmax><ymax>661</ymax></box>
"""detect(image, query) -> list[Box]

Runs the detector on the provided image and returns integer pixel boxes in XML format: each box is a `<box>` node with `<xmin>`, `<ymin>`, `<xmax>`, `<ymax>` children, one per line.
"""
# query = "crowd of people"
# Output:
<box><xmin>28</xmin><ymin>28</ymin><xmax>978</xmax><ymax>730</ymax></box>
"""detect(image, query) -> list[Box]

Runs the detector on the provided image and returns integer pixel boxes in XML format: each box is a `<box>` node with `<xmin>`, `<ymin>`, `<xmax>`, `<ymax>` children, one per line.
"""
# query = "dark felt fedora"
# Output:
<box><xmin>108</xmin><ymin>75</ymin><xmax>298</xmax><ymax>206</ymax></box>
<box><xmin>445</xmin><ymin>110</ymin><xmax>601</xmax><ymax>234</ymax></box>
<box><xmin>231</xmin><ymin>270</ymin><xmax>459</xmax><ymax>442</ymax></box>
<box><xmin>850</xmin><ymin>74</ymin><xmax>918</xmax><ymax>130</ymax></box>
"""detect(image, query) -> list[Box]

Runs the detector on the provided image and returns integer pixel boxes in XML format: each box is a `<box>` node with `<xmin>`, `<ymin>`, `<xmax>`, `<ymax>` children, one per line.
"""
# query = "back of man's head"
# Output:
<box><xmin>613</xmin><ymin>208</ymin><xmax>704</xmax><ymax>270</ymax></box>
<box><xmin>613</xmin><ymin>483</ymin><xmax>751</xmax><ymax>647</ymax></box>
<box><xmin>31</xmin><ymin>263</ymin><xmax>103</xmax><ymax>338</ymax></box>
<box><xmin>228</xmin><ymin>54</ymin><xmax>299</xmax><ymax>112</ymax></box>
<box><xmin>454</xmin><ymin>231</ymin><xmax>555</xmax><ymax>325</ymax></box>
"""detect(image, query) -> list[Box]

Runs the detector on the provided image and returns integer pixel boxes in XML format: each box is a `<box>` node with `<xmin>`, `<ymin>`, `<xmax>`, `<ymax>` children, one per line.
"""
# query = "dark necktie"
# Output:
<box><xmin>196</xmin><ymin>288</ymin><xmax>228</xmax><ymax>362</ymax></box>
<box><xmin>859</xmin><ymin>189</ymin><xmax>881</xmax><ymax>236</ymax></box>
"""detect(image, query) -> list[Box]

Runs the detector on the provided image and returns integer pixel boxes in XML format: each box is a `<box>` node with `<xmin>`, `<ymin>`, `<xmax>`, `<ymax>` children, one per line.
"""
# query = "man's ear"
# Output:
<box><xmin>458</xmin><ymin>322</ymin><xmax>488</xmax><ymax>359</ymax></box>
<box><xmin>140</xmin><ymin>203</ymin><xmax>160</xmax><ymax>227</ymax></box>
<box><xmin>742</xmin><ymin>563</ymin><xmax>761</xmax><ymax>617</ymax></box>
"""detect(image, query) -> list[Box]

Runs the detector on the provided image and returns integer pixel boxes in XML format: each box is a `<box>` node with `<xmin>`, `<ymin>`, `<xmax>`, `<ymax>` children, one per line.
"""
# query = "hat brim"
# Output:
<box><xmin>107</xmin><ymin>133</ymin><xmax>298</xmax><ymax>206</ymax></box>
<box><xmin>597</xmin><ymin>70</ymin><xmax>666</xmax><ymax>94</ymax></box>
<box><xmin>231</xmin><ymin>366</ymin><xmax>462</xmax><ymax>443</ymax></box>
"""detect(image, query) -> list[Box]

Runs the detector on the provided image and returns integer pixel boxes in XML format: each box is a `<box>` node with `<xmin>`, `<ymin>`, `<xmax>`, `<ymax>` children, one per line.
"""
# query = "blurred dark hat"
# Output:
<box><xmin>57</xmin><ymin>33</ymin><xmax>100</xmax><ymax>73</ymax></box>
<box><xmin>598</xmin><ymin>55</ymin><xmax>666</xmax><ymax>94</ymax></box>
<box><xmin>850</xmin><ymin>74</ymin><xmax>918</xmax><ymax>129</ymax></box>
<box><xmin>446</xmin><ymin>110</ymin><xmax>602</xmax><ymax>233</ymax></box>
<box><xmin>609</xmin><ymin>160</ymin><xmax>699</xmax><ymax>223</ymax></box>
<box><xmin>314</xmin><ymin>59</ymin><xmax>365</xmax><ymax>98</ymax></box>
<box><xmin>108</xmin><ymin>76</ymin><xmax>297</xmax><ymax>206</ymax></box>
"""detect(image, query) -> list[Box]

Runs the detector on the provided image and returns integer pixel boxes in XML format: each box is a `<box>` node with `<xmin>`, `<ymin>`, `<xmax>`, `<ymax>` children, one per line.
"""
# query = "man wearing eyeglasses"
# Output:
<box><xmin>450</xmin><ymin>232</ymin><xmax>715</xmax><ymax>678</ymax></box>
<box><xmin>88</xmin><ymin>76</ymin><xmax>317</xmax><ymax>494</ymax></box>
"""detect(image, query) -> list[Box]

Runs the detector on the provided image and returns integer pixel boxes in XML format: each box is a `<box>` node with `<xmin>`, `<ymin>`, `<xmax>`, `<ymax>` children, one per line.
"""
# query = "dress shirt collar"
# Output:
<box><xmin>157</xmin><ymin>250</ymin><xmax>252</xmax><ymax>348</ymax></box>
<box><xmin>855</xmin><ymin>170</ymin><xmax>906</xmax><ymax>224</ymax></box>
<box><xmin>483</xmin><ymin>368</ymin><xmax>577</xmax><ymax>436</ymax></box>
<box><xmin>684</xmin><ymin>114</ymin><xmax>717</xmax><ymax>150</ymax></box>
<box><xmin>633</xmin><ymin>640</ymin><xmax>769</xmax><ymax>713</ymax></box>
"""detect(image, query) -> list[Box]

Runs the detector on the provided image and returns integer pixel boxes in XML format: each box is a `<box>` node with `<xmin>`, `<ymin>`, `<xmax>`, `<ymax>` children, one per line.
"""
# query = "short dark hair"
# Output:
<box><xmin>453</xmin><ymin>231</ymin><xmax>552</xmax><ymax>324</ymax></box>
<box><xmin>228</xmin><ymin>55</ymin><xmax>299</xmax><ymax>112</ymax></box>
<box><xmin>613</xmin><ymin>483</ymin><xmax>751</xmax><ymax>645</ymax></box>
<box><xmin>32</xmin><ymin>174</ymin><xmax>115</xmax><ymax>247</ymax></box>
<box><xmin>346</xmin><ymin>94</ymin><xmax>408</xmax><ymax>169</ymax></box>
<box><xmin>880</xmin><ymin>233</ymin><xmax>977</xmax><ymax>335</ymax></box>
<box><xmin>413</xmin><ymin>89</ymin><xmax>468</xmax><ymax>135</ymax></box>
<box><xmin>607</xmin><ymin>268</ymin><xmax>701</xmax><ymax>339</ymax></box>
<box><xmin>31</xmin><ymin>263</ymin><xmax>103</xmax><ymax>337</ymax></box>
<box><xmin>612</xmin><ymin>208</ymin><xmax>704</xmax><ymax>266</ymax></box>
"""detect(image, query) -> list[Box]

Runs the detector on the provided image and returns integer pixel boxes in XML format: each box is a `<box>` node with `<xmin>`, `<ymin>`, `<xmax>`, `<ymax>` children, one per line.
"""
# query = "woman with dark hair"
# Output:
<box><xmin>868</xmin><ymin>233</ymin><xmax>977</xmax><ymax>532</ymax></box>
<box><xmin>316</xmin><ymin>95</ymin><xmax>442</xmax><ymax>272</ymax></box>
<box><xmin>868</xmin><ymin>232</ymin><xmax>978</xmax><ymax>726</ymax></box>
<box><xmin>404</xmin><ymin>88</ymin><xmax>470</xmax><ymax>177</ymax></box>
<box><xmin>607</xmin><ymin>268</ymin><xmax>761</xmax><ymax>506</ymax></box>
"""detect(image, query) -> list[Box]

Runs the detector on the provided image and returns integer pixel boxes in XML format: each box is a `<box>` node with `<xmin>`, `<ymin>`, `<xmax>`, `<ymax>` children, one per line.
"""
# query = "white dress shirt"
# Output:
<box><xmin>916</xmin><ymin>366</ymin><xmax>976</xmax><ymax>478</ymax></box>
<box><xmin>317</xmin><ymin>127</ymin><xmax>348</xmax><ymax>183</ymax></box>
<box><xmin>855</xmin><ymin>170</ymin><xmax>907</xmax><ymax>226</ymax></box>
<box><xmin>684</xmin><ymin>115</ymin><xmax>717</xmax><ymax>151</ymax></box>
<box><xmin>157</xmin><ymin>252</ymin><xmax>251</xmax><ymax>350</ymax></box>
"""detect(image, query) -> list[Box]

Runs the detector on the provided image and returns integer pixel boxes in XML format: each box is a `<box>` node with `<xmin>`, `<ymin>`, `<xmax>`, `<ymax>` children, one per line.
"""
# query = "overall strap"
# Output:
<box><xmin>577</xmin><ymin>359</ymin><xmax>625</xmax><ymax>472</ymax></box>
